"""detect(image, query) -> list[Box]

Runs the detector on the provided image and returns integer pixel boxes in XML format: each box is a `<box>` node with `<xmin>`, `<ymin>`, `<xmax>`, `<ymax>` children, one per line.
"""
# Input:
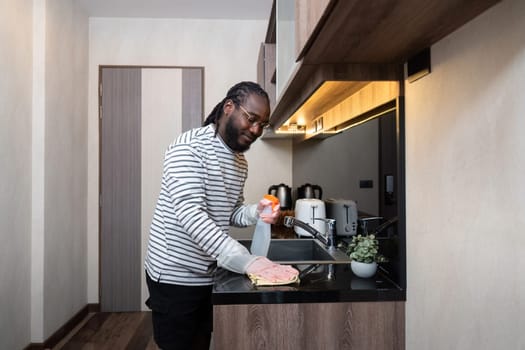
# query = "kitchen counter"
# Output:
<box><xmin>212</xmin><ymin>262</ymin><xmax>406</xmax><ymax>349</ymax></box>
<box><xmin>212</xmin><ymin>262</ymin><xmax>405</xmax><ymax>305</ymax></box>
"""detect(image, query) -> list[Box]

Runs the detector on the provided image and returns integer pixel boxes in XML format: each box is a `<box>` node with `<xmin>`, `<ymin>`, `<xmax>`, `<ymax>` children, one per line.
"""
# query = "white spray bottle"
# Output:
<box><xmin>250</xmin><ymin>194</ymin><xmax>279</xmax><ymax>257</ymax></box>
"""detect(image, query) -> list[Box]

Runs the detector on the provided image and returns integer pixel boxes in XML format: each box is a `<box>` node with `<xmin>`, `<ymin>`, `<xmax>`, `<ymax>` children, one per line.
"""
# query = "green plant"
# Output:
<box><xmin>346</xmin><ymin>234</ymin><xmax>388</xmax><ymax>263</ymax></box>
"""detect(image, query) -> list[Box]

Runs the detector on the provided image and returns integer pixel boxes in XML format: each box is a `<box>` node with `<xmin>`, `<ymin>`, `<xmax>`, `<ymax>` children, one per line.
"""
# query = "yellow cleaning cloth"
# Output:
<box><xmin>247</xmin><ymin>273</ymin><xmax>300</xmax><ymax>286</ymax></box>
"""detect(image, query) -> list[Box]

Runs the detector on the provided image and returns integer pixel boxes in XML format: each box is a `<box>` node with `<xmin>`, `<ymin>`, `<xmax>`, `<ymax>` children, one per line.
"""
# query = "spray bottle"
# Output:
<box><xmin>250</xmin><ymin>194</ymin><xmax>279</xmax><ymax>257</ymax></box>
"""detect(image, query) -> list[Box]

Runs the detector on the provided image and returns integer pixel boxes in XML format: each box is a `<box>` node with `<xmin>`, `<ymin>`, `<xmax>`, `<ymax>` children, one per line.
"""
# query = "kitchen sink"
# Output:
<box><xmin>238</xmin><ymin>238</ymin><xmax>350</xmax><ymax>265</ymax></box>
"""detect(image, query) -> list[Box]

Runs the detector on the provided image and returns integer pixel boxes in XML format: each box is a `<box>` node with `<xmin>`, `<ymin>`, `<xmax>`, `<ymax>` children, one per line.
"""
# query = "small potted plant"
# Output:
<box><xmin>346</xmin><ymin>234</ymin><xmax>387</xmax><ymax>278</ymax></box>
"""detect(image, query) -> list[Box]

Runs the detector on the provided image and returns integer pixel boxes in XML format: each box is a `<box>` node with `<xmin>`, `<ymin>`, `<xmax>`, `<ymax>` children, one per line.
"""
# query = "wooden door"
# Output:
<box><xmin>100</xmin><ymin>67</ymin><xmax>142</xmax><ymax>311</ymax></box>
<box><xmin>99</xmin><ymin>66</ymin><xmax>204</xmax><ymax>312</ymax></box>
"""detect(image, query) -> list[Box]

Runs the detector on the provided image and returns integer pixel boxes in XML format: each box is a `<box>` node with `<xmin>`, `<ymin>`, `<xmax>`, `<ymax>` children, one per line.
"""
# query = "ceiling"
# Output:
<box><xmin>76</xmin><ymin>0</ymin><xmax>273</xmax><ymax>20</ymax></box>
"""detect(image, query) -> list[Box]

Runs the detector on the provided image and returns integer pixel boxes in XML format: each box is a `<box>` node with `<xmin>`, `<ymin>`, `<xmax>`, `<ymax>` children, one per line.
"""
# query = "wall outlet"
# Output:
<box><xmin>359</xmin><ymin>180</ymin><xmax>373</xmax><ymax>188</ymax></box>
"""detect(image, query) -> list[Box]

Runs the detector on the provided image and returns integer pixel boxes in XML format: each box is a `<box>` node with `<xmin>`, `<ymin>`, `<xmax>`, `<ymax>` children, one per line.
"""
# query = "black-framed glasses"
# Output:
<box><xmin>237</xmin><ymin>104</ymin><xmax>270</xmax><ymax>129</ymax></box>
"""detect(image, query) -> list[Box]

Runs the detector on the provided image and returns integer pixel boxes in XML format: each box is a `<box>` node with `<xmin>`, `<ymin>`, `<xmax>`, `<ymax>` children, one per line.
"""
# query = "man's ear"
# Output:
<box><xmin>223</xmin><ymin>99</ymin><xmax>235</xmax><ymax>116</ymax></box>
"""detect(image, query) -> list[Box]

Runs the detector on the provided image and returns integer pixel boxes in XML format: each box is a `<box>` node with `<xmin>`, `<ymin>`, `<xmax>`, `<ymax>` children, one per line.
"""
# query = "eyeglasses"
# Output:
<box><xmin>237</xmin><ymin>104</ymin><xmax>270</xmax><ymax>129</ymax></box>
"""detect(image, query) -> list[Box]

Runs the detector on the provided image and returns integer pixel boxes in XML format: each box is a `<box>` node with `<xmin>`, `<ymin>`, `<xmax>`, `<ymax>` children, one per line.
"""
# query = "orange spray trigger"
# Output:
<box><xmin>263</xmin><ymin>194</ymin><xmax>280</xmax><ymax>210</ymax></box>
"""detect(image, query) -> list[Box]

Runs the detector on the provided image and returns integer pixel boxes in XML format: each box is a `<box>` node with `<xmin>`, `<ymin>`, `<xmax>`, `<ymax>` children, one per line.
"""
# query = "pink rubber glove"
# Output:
<box><xmin>257</xmin><ymin>197</ymin><xmax>280</xmax><ymax>224</ymax></box>
<box><xmin>246</xmin><ymin>257</ymin><xmax>299</xmax><ymax>283</ymax></box>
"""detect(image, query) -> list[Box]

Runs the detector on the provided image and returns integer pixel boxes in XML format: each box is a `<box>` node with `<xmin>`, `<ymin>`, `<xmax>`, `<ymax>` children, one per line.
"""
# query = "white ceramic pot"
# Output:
<box><xmin>350</xmin><ymin>261</ymin><xmax>377</xmax><ymax>278</ymax></box>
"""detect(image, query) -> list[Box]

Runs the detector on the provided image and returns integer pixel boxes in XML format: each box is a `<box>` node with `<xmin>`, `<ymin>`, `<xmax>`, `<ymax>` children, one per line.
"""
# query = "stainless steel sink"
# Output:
<box><xmin>238</xmin><ymin>238</ymin><xmax>350</xmax><ymax>265</ymax></box>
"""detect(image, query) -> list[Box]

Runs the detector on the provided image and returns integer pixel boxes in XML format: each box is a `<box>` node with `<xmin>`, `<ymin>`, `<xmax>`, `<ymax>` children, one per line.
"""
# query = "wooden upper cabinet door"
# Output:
<box><xmin>295</xmin><ymin>0</ymin><xmax>333</xmax><ymax>60</ymax></box>
<box><xmin>257</xmin><ymin>43</ymin><xmax>276</xmax><ymax>110</ymax></box>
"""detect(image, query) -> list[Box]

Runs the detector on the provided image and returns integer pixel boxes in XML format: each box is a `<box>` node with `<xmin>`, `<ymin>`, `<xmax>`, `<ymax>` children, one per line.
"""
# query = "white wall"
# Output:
<box><xmin>0</xmin><ymin>0</ymin><xmax>33</xmax><ymax>348</ymax></box>
<box><xmin>405</xmin><ymin>0</ymin><xmax>525</xmax><ymax>348</ymax></box>
<box><xmin>31</xmin><ymin>0</ymin><xmax>45</xmax><ymax>340</ymax></box>
<box><xmin>42</xmin><ymin>0</ymin><xmax>89</xmax><ymax>338</ymax></box>
<box><xmin>0</xmin><ymin>0</ymin><xmax>88</xmax><ymax>346</ymax></box>
<box><xmin>87</xmin><ymin>18</ymin><xmax>293</xmax><ymax>303</ymax></box>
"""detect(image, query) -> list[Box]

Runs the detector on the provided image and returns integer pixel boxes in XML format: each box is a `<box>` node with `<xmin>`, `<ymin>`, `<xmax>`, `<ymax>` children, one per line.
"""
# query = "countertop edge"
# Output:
<box><xmin>212</xmin><ymin>286</ymin><xmax>406</xmax><ymax>305</ymax></box>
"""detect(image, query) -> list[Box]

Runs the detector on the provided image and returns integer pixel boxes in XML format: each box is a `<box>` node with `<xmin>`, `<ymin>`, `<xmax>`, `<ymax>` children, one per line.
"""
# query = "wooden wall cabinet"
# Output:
<box><xmin>274</xmin><ymin>0</ymin><xmax>332</xmax><ymax>100</ymax></box>
<box><xmin>299</xmin><ymin>0</ymin><xmax>500</xmax><ymax>65</ymax></box>
<box><xmin>257</xmin><ymin>43</ymin><xmax>276</xmax><ymax>111</ymax></box>
<box><xmin>267</xmin><ymin>62</ymin><xmax>402</xmax><ymax>138</ymax></box>
<box><xmin>266</xmin><ymin>0</ymin><xmax>500</xmax><ymax>134</ymax></box>
<box><xmin>303</xmin><ymin>81</ymin><xmax>399</xmax><ymax>140</ymax></box>
<box><xmin>295</xmin><ymin>0</ymin><xmax>332</xmax><ymax>61</ymax></box>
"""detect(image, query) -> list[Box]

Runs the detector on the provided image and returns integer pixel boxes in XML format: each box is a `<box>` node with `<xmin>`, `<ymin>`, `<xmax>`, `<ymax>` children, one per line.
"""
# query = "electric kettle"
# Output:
<box><xmin>297</xmin><ymin>183</ymin><xmax>323</xmax><ymax>200</ymax></box>
<box><xmin>267</xmin><ymin>183</ymin><xmax>293</xmax><ymax>210</ymax></box>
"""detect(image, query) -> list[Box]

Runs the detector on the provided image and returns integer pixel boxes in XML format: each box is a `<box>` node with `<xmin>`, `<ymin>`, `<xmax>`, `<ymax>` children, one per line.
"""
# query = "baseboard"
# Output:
<box><xmin>88</xmin><ymin>302</ymin><xmax>100</xmax><ymax>313</ymax></box>
<box><xmin>24</xmin><ymin>303</ymin><xmax>100</xmax><ymax>350</ymax></box>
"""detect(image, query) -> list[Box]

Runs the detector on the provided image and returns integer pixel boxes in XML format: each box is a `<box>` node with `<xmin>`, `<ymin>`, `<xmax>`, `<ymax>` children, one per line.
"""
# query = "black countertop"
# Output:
<box><xmin>212</xmin><ymin>263</ymin><xmax>405</xmax><ymax>305</ymax></box>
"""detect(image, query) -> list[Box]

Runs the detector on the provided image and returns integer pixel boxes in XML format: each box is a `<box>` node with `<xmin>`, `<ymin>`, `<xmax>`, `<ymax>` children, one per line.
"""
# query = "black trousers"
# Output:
<box><xmin>145</xmin><ymin>273</ymin><xmax>213</xmax><ymax>350</ymax></box>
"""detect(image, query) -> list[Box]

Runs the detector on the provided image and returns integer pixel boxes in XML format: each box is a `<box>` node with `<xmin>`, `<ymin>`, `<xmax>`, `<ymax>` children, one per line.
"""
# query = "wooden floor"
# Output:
<box><xmin>54</xmin><ymin>312</ymin><xmax>158</xmax><ymax>350</ymax></box>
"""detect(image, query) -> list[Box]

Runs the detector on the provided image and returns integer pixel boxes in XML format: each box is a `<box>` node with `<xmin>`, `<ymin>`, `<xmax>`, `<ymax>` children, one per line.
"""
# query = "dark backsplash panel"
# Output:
<box><xmin>291</xmin><ymin>105</ymin><xmax>406</xmax><ymax>290</ymax></box>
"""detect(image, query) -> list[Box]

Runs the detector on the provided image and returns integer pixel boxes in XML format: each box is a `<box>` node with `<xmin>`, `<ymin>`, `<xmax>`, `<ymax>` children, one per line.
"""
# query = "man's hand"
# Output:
<box><xmin>257</xmin><ymin>197</ymin><xmax>280</xmax><ymax>224</ymax></box>
<box><xmin>245</xmin><ymin>257</ymin><xmax>298</xmax><ymax>283</ymax></box>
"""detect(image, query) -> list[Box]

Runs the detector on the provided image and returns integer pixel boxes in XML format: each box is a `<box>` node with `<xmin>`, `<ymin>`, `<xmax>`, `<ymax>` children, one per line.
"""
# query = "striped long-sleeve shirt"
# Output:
<box><xmin>145</xmin><ymin>125</ymin><xmax>258</xmax><ymax>285</ymax></box>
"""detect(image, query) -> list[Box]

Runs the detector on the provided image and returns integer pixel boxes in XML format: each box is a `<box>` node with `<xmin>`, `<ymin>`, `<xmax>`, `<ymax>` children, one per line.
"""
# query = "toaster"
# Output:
<box><xmin>293</xmin><ymin>198</ymin><xmax>326</xmax><ymax>237</ymax></box>
<box><xmin>324</xmin><ymin>198</ymin><xmax>358</xmax><ymax>236</ymax></box>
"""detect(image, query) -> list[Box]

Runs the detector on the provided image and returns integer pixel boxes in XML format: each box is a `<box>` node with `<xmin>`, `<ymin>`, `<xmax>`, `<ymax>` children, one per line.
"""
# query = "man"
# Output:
<box><xmin>145</xmin><ymin>81</ymin><xmax>298</xmax><ymax>349</ymax></box>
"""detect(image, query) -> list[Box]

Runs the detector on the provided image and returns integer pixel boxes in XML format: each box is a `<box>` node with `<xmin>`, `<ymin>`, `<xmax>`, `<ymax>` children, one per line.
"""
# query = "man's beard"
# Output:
<box><xmin>223</xmin><ymin>118</ymin><xmax>251</xmax><ymax>153</ymax></box>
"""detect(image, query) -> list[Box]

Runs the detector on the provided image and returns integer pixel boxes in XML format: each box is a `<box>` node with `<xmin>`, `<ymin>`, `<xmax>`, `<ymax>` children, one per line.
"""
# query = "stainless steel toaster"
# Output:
<box><xmin>324</xmin><ymin>198</ymin><xmax>358</xmax><ymax>236</ymax></box>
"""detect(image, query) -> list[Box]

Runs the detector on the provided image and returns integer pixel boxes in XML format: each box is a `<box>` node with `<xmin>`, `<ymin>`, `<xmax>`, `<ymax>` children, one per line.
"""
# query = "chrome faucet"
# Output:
<box><xmin>283</xmin><ymin>216</ymin><xmax>336</xmax><ymax>250</ymax></box>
